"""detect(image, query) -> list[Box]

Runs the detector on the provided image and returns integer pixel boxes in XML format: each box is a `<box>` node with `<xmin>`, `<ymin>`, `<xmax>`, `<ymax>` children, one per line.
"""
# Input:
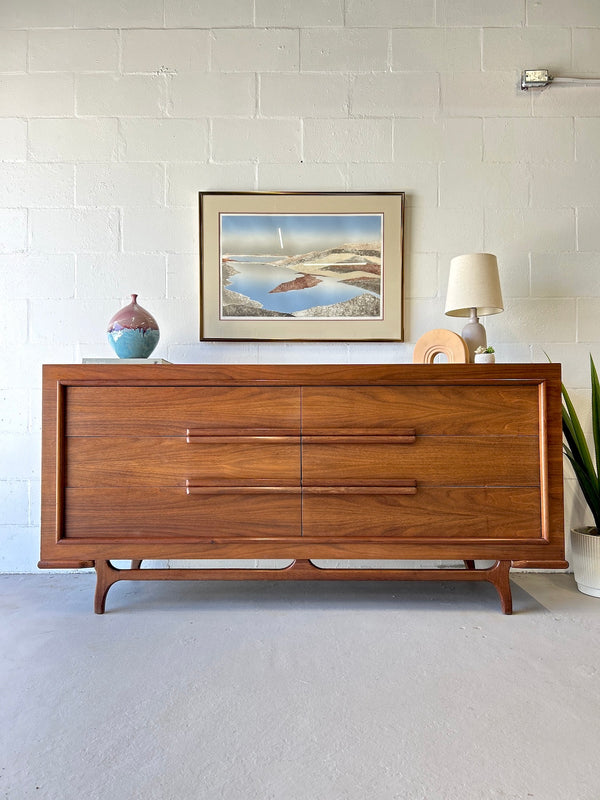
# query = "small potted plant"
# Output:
<box><xmin>562</xmin><ymin>355</ymin><xmax>600</xmax><ymax>597</ymax></box>
<box><xmin>473</xmin><ymin>345</ymin><xmax>495</xmax><ymax>364</ymax></box>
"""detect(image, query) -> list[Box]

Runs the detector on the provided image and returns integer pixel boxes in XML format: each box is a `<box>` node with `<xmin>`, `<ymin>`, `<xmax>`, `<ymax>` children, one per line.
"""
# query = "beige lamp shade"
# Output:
<box><xmin>444</xmin><ymin>253</ymin><xmax>504</xmax><ymax>318</ymax></box>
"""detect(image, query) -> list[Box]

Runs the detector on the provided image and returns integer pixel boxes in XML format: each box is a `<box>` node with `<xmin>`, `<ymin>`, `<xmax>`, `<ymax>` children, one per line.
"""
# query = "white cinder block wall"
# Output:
<box><xmin>2</xmin><ymin>0</ymin><xmax>600</xmax><ymax>572</ymax></box>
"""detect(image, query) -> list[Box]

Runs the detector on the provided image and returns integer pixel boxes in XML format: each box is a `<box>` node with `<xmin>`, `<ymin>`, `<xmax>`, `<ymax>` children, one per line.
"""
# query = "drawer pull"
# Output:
<box><xmin>303</xmin><ymin>432</ymin><xmax>416</xmax><ymax>445</ymax></box>
<box><xmin>304</xmin><ymin>482</ymin><xmax>417</xmax><ymax>496</ymax></box>
<box><xmin>187</xmin><ymin>428</ymin><xmax>298</xmax><ymax>440</ymax></box>
<box><xmin>186</xmin><ymin>481</ymin><xmax>301</xmax><ymax>495</ymax></box>
<box><xmin>303</xmin><ymin>427</ymin><xmax>417</xmax><ymax>437</ymax></box>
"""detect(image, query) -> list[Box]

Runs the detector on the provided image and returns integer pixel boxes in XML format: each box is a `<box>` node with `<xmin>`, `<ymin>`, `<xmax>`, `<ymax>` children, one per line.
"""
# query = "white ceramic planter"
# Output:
<box><xmin>474</xmin><ymin>353</ymin><xmax>495</xmax><ymax>364</ymax></box>
<box><xmin>571</xmin><ymin>527</ymin><xmax>600</xmax><ymax>598</ymax></box>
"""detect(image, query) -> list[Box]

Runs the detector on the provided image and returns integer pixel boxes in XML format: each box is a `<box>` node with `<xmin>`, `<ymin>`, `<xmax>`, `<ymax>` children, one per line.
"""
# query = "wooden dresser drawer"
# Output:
<box><xmin>302</xmin><ymin>487</ymin><xmax>542</xmax><ymax>540</ymax></box>
<box><xmin>302</xmin><ymin>436</ymin><xmax>540</xmax><ymax>487</ymax></box>
<box><xmin>65</xmin><ymin>386</ymin><xmax>301</xmax><ymax>436</ymax></box>
<box><xmin>302</xmin><ymin>385</ymin><xmax>540</xmax><ymax>435</ymax></box>
<box><xmin>65</xmin><ymin>436</ymin><xmax>300</xmax><ymax>487</ymax></box>
<box><xmin>64</xmin><ymin>487</ymin><xmax>301</xmax><ymax>539</ymax></box>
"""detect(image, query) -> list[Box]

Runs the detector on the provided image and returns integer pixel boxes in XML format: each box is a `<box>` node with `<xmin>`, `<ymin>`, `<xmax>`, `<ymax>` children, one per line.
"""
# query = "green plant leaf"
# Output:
<box><xmin>591</xmin><ymin>355</ymin><xmax>600</xmax><ymax>495</ymax></box>
<box><xmin>564</xmin><ymin>449</ymin><xmax>600</xmax><ymax>526</ymax></box>
<box><xmin>561</xmin><ymin>362</ymin><xmax>600</xmax><ymax>529</ymax></box>
<box><xmin>561</xmin><ymin>381</ymin><xmax>596</xmax><ymax>480</ymax></box>
<box><xmin>548</xmin><ymin>353</ymin><xmax>600</xmax><ymax>527</ymax></box>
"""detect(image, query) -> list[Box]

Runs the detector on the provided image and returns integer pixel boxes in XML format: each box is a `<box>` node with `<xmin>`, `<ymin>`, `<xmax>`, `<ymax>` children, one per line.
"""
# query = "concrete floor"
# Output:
<box><xmin>1</xmin><ymin>572</ymin><xmax>599</xmax><ymax>800</ymax></box>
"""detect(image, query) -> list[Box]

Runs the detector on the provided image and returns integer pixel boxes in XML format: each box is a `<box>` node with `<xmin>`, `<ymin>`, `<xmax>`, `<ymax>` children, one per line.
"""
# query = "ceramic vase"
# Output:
<box><xmin>107</xmin><ymin>294</ymin><xmax>160</xmax><ymax>358</ymax></box>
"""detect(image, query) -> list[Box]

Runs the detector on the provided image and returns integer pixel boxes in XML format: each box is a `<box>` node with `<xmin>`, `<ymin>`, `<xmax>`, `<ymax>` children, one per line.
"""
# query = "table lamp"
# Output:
<box><xmin>444</xmin><ymin>253</ymin><xmax>503</xmax><ymax>361</ymax></box>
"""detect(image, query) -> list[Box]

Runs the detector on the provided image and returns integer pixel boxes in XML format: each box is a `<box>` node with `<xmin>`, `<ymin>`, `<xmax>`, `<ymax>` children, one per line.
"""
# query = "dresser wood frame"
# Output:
<box><xmin>40</xmin><ymin>364</ymin><xmax>566</xmax><ymax>614</ymax></box>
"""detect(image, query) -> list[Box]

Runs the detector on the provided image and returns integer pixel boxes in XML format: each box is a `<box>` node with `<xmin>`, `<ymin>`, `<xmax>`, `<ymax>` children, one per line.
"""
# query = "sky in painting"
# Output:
<box><xmin>220</xmin><ymin>213</ymin><xmax>382</xmax><ymax>257</ymax></box>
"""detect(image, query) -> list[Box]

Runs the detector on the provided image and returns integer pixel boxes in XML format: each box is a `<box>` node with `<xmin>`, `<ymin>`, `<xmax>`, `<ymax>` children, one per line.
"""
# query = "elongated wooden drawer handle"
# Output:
<box><xmin>185</xmin><ymin>481</ymin><xmax>301</xmax><ymax>495</ymax></box>
<box><xmin>304</xmin><ymin>483</ymin><xmax>418</xmax><ymax>496</ymax></box>
<box><xmin>186</xmin><ymin>428</ymin><xmax>299</xmax><ymax>440</ymax></box>
<box><xmin>303</xmin><ymin>431</ymin><xmax>416</xmax><ymax>445</ymax></box>
<box><xmin>186</xmin><ymin>431</ymin><xmax>298</xmax><ymax>444</ymax></box>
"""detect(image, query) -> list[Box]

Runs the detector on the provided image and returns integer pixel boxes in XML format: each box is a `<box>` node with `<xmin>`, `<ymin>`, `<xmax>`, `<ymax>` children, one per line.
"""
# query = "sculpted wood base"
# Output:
<box><xmin>93</xmin><ymin>558</ymin><xmax>513</xmax><ymax>615</ymax></box>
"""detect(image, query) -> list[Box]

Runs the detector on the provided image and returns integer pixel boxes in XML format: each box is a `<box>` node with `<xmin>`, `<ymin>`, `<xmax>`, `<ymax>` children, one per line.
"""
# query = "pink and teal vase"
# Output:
<box><xmin>107</xmin><ymin>294</ymin><xmax>160</xmax><ymax>359</ymax></box>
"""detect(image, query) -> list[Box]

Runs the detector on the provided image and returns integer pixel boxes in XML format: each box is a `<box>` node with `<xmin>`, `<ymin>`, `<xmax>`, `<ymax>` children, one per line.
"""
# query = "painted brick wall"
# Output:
<box><xmin>2</xmin><ymin>0</ymin><xmax>600</xmax><ymax>571</ymax></box>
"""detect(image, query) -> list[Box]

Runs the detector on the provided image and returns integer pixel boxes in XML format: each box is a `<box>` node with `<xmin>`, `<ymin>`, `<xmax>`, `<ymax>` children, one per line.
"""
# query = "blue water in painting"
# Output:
<box><xmin>225</xmin><ymin>261</ymin><xmax>378</xmax><ymax>315</ymax></box>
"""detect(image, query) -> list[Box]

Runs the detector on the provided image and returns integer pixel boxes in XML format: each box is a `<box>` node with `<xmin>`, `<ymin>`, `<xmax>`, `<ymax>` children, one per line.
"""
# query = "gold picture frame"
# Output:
<box><xmin>199</xmin><ymin>191</ymin><xmax>404</xmax><ymax>341</ymax></box>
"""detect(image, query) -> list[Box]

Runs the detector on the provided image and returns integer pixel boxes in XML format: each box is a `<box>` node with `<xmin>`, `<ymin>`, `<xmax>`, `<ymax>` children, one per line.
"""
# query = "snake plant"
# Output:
<box><xmin>562</xmin><ymin>355</ymin><xmax>600</xmax><ymax>532</ymax></box>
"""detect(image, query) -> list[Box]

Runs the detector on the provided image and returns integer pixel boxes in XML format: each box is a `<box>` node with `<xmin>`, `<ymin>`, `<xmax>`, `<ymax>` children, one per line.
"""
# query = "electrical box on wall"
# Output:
<box><xmin>520</xmin><ymin>69</ymin><xmax>551</xmax><ymax>89</ymax></box>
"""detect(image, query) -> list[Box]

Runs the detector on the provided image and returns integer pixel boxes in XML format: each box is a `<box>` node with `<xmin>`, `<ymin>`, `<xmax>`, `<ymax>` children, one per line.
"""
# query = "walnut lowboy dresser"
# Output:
<box><xmin>40</xmin><ymin>363</ymin><xmax>567</xmax><ymax>614</ymax></box>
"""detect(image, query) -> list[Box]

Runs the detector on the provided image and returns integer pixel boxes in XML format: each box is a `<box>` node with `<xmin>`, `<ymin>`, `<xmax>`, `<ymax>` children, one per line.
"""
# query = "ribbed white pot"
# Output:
<box><xmin>571</xmin><ymin>527</ymin><xmax>600</xmax><ymax>598</ymax></box>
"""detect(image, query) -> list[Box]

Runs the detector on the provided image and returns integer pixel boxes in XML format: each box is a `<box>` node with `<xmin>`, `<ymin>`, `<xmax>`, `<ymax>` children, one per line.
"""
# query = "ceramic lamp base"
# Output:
<box><xmin>461</xmin><ymin>308</ymin><xmax>487</xmax><ymax>361</ymax></box>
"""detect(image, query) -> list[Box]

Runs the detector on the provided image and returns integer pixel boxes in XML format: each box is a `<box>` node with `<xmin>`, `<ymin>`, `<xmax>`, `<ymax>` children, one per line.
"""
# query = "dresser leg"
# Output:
<box><xmin>488</xmin><ymin>560</ymin><xmax>513</xmax><ymax>615</ymax></box>
<box><xmin>131</xmin><ymin>560</ymin><xmax>143</xmax><ymax>570</ymax></box>
<box><xmin>94</xmin><ymin>560</ymin><xmax>120</xmax><ymax>614</ymax></box>
<box><xmin>464</xmin><ymin>560</ymin><xmax>476</xmax><ymax>570</ymax></box>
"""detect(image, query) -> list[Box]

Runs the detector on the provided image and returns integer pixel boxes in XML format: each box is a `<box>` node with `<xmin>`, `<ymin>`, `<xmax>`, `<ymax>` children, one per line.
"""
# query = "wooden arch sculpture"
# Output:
<box><xmin>413</xmin><ymin>329</ymin><xmax>469</xmax><ymax>364</ymax></box>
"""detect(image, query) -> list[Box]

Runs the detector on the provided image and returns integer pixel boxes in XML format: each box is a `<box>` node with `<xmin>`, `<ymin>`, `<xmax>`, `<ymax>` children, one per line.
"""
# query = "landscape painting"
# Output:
<box><xmin>220</xmin><ymin>213</ymin><xmax>383</xmax><ymax>320</ymax></box>
<box><xmin>199</xmin><ymin>192</ymin><xmax>404</xmax><ymax>341</ymax></box>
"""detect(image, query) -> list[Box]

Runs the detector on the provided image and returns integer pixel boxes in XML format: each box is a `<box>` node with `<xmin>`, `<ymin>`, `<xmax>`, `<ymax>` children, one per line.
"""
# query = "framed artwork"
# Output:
<box><xmin>199</xmin><ymin>191</ymin><xmax>404</xmax><ymax>341</ymax></box>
